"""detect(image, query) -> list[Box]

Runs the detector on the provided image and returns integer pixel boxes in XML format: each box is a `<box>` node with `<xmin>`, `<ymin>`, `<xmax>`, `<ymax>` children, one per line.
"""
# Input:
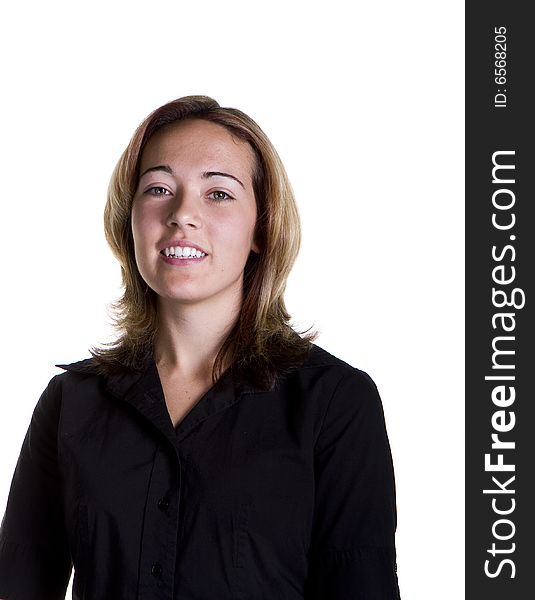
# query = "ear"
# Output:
<box><xmin>251</xmin><ymin>230</ymin><xmax>261</xmax><ymax>254</ymax></box>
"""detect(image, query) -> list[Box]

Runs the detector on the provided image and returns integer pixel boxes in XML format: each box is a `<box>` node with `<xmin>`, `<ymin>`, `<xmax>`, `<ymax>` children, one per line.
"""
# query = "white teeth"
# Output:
<box><xmin>163</xmin><ymin>246</ymin><xmax>206</xmax><ymax>259</ymax></box>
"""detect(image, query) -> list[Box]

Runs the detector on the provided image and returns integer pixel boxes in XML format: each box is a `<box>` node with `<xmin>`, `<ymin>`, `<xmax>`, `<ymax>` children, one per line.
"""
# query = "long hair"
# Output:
<box><xmin>89</xmin><ymin>95</ymin><xmax>317</xmax><ymax>390</ymax></box>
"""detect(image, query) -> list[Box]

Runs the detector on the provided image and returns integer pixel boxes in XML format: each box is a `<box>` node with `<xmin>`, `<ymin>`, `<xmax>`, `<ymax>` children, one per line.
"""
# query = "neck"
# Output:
<box><xmin>153</xmin><ymin>292</ymin><xmax>241</xmax><ymax>381</ymax></box>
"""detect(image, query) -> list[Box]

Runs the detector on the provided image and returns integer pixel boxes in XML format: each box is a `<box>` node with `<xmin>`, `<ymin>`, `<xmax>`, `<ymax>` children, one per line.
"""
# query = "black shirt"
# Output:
<box><xmin>0</xmin><ymin>343</ymin><xmax>401</xmax><ymax>599</ymax></box>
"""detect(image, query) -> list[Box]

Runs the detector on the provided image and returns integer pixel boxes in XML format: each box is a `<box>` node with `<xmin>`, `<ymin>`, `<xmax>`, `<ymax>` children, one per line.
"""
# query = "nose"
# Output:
<box><xmin>166</xmin><ymin>188</ymin><xmax>202</xmax><ymax>230</ymax></box>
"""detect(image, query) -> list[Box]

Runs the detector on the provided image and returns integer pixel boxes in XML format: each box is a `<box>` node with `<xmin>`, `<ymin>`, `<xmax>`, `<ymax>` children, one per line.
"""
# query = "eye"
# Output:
<box><xmin>208</xmin><ymin>190</ymin><xmax>234</xmax><ymax>202</ymax></box>
<box><xmin>146</xmin><ymin>186</ymin><xmax>171</xmax><ymax>196</ymax></box>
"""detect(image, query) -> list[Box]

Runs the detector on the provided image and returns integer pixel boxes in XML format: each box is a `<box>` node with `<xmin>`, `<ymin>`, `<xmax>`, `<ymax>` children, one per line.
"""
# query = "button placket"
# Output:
<box><xmin>137</xmin><ymin>443</ymin><xmax>181</xmax><ymax>599</ymax></box>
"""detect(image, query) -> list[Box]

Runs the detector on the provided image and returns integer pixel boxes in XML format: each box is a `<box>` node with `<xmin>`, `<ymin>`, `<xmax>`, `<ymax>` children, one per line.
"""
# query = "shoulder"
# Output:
<box><xmin>48</xmin><ymin>357</ymin><xmax>102</xmax><ymax>392</ymax></box>
<box><xmin>27</xmin><ymin>357</ymin><xmax>98</xmax><ymax>414</ymax></box>
<box><xmin>39</xmin><ymin>357</ymin><xmax>115</xmax><ymax>417</ymax></box>
<box><xmin>302</xmin><ymin>345</ymin><xmax>384</xmax><ymax>431</ymax></box>
<box><xmin>296</xmin><ymin>346</ymin><xmax>390</xmax><ymax>457</ymax></box>
<box><xmin>45</xmin><ymin>357</ymin><xmax>135</xmax><ymax>437</ymax></box>
<box><xmin>279</xmin><ymin>344</ymin><xmax>383</xmax><ymax>436</ymax></box>
<box><xmin>289</xmin><ymin>342</ymin><xmax>378</xmax><ymax>393</ymax></box>
<box><xmin>18</xmin><ymin>359</ymin><xmax>101</xmax><ymax>444</ymax></box>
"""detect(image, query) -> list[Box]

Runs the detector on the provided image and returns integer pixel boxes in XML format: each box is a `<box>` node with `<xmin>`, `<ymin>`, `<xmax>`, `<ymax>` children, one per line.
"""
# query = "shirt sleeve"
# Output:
<box><xmin>0</xmin><ymin>375</ymin><xmax>72</xmax><ymax>600</ymax></box>
<box><xmin>304</xmin><ymin>368</ymin><xmax>401</xmax><ymax>599</ymax></box>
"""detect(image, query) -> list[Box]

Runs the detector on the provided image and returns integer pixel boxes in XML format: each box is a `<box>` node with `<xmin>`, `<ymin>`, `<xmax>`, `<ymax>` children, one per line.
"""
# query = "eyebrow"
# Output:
<box><xmin>139</xmin><ymin>164</ymin><xmax>245</xmax><ymax>189</ymax></box>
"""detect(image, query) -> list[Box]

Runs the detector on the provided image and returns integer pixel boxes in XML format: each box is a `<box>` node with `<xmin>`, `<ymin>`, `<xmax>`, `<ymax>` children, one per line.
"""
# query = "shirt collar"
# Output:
<box><xmin>54</xmin><ymin>352</ymin><xmax>269</xmax><ymax>446</ymax></box>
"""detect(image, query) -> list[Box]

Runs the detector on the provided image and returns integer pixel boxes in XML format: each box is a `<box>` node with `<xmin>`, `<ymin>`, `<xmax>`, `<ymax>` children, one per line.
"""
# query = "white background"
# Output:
<box><xmin>0</xmin><ymin>1</ymin><xmax>464</xmax><ymax>598</ymax></box>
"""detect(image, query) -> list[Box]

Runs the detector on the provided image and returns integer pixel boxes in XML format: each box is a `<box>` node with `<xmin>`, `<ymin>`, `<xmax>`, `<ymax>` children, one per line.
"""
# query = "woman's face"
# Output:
<box><xmin>131</xmin><ymin>118</ymin><xmax>260</xmax><ymax>310</ymax></box>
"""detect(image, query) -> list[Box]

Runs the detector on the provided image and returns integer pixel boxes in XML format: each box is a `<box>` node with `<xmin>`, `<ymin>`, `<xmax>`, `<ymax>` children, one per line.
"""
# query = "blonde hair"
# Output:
<box><xmin>89</xmin><ymin>95</ymin><xmax>317</xmax><ymax>390</ymax></box>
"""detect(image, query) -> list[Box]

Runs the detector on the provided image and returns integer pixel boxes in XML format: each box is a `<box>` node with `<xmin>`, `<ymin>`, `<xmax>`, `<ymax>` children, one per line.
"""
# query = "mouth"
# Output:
<box><xmin>159</xmin><ymin>246</ymin><xmax>208</xmax><ymax>265</ymax></box>
<box><xmin>160</xmin><ymin>246</ymin><xmax>208</xmax><ymax>259</ymax></box>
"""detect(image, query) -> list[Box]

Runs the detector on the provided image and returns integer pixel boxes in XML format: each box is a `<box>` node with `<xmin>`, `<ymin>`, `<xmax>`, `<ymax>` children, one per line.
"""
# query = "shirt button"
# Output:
<box><xmin>157</xmin><ymin>497</ymin><xmax>170</xmax><ymax>510</ymax></box>
<box><xmin>151</xmin><ymin>562</ymin><xmax>163</xmax><ymax>577</ymax></box>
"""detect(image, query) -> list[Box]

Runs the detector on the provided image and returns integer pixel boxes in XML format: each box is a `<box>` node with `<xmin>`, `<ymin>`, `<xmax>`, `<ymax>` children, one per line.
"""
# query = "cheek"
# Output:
<box><xmin>212</xmin><ymin>213</ymin><xmax>256</xmax><ymax>254</ymax></box>
<box><xmin>131</xmin><ymin>204</ymin><xmax>157</xmax><ymax>244</ymax></box>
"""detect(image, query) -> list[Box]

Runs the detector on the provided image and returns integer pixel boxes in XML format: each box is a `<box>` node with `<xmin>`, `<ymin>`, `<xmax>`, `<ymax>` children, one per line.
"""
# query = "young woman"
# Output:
<box><xmin>0</xmin><ymin>96</ymin><xmax>401</xmax><ymax>599</ymax></box>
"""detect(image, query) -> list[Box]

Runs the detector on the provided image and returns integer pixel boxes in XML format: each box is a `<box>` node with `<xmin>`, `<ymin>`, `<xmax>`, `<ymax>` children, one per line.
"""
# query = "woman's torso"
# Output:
<box><xmin>57</xmin><ymin>345</ymin><xmax>332</xmax><ymax>599</ymax></box>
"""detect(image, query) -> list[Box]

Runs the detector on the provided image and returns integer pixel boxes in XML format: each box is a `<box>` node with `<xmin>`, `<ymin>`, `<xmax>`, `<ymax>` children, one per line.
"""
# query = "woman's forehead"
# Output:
<box><xmin>140</xmin><ymin>119</ymin><xmax>255</xmax><ymax>179</ymax></box>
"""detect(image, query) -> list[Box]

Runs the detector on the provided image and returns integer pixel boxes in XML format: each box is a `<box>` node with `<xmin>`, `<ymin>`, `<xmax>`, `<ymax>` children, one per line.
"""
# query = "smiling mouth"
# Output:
<box><xmin>160</xmin><ymin>247</ymin><xmax>207</xmax><ymax>259</ymax></box>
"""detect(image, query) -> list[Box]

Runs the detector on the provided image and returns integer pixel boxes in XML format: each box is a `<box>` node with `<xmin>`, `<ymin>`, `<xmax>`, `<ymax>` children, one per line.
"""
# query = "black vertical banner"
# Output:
<box><xmin>467</xmin><ymin>2</ymin><xmax>534</xmax><ymax>599</ymax></box>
